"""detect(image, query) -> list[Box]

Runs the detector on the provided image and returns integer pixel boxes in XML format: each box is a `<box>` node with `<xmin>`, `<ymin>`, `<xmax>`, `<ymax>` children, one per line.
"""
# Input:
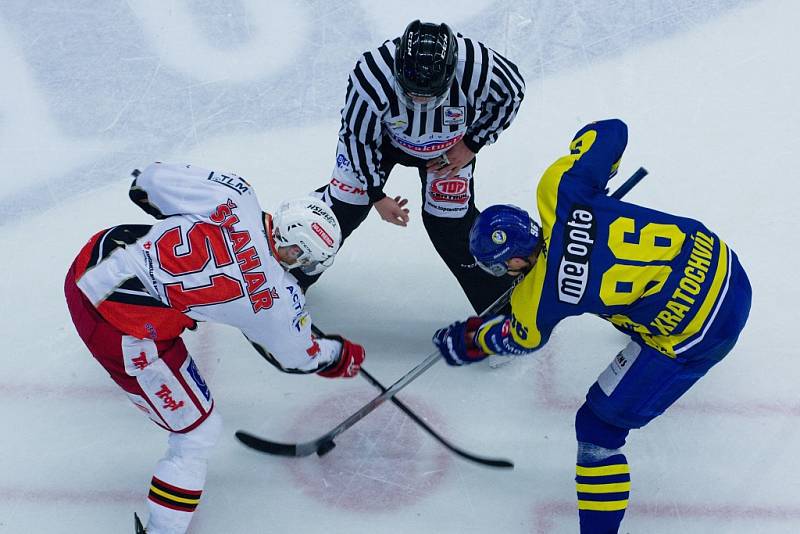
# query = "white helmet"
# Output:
<box><xmin>271</xmin><ymin>196</ymin><xmax>341</xmax><ymax>275</ymax></box>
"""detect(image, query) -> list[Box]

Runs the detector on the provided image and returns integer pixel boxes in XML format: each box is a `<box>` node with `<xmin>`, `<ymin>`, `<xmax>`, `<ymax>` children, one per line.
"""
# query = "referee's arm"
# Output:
<box><xmin>338</xmin><ymin>73</ymin><xmax>388</xmax><ymax>203</ymax></box>
<box><xmin>463</xmin><ymin>49</ymin><xmax>525</xmax><ymax>153</ymax></box>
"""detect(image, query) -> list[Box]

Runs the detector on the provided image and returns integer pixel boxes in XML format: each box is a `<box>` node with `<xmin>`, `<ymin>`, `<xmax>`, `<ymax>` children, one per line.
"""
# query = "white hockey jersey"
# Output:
<box><xmin>74</xmin><ymin>162</ymin><xmax>340</xmax><ymax>374</ymax></box>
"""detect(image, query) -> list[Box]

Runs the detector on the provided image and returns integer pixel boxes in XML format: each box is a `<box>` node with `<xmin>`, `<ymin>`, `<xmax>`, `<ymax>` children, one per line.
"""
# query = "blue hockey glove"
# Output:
<box><xmin>432</xmin><ymin>317</ymin><xmax>488</xmax><ymax>366</ymax></box>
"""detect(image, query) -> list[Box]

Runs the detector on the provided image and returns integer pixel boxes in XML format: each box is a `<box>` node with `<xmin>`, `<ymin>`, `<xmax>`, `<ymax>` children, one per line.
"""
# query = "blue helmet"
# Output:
<box><xmin>469</xmin><ymin>204</ymin><xmax>542</xmax><ymax>276</ymax></box>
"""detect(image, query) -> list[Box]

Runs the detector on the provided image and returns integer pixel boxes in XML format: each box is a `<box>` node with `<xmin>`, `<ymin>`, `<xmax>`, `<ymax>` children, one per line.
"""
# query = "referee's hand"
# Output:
<box><xmin>427</xmin><ymin>140</ymin><xmax>475</xmax><ymax>178</ymax></box>
<box><xmin>374</xmin><ymin>195</ymin><xmax>410</xmax><ymax>226</ymax></box>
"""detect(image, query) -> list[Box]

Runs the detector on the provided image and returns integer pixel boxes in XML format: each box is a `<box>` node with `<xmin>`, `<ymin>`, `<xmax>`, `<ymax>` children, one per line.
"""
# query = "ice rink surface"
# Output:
<box><xmin>1</xmin><ymin>0</ymin><xmax>799</xmax><ymax>532</ymax></box>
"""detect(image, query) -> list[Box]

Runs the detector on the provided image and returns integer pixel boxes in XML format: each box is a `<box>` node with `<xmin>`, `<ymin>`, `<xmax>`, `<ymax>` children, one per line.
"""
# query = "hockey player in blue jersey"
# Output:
<box><xmin>432</xmin><ymin>119</ymin><xmax>751</xmax><ymax>534</ymax></box>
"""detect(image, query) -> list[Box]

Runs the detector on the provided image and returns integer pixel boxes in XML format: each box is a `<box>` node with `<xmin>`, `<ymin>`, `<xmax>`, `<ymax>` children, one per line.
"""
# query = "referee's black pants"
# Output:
<box><xmin>292</xmin><ymin>142</ymin><xmax>514</xmax><ymax>314</ymax></box>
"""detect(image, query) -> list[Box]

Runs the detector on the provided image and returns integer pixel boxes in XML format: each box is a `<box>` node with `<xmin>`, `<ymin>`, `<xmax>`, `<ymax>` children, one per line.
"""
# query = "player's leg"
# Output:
<box><xmin>577</xmin><ymin>339</ymin><xmax>693</xmax><ymax>533</ymax></box>
<box><xmin>65</xmin><ymin>267</ymin><xmax>217</xmax><ymax>534</ymax></box>
<box><xmin>574</xmin><ymin>402</ymin><xmax>631</xmax><ymax>534</ymax></box>
<box><xmin>418</xmin><ymin>160</ymin><xmax>514</xmax><ymax>313</ymax></box>
<box><xmin>575</xmin><ymin>253</ymin><xmax>752</xmax><ymax>533</ymax></box>
<box><xmin>130</xmin><ymin>337</ymin><xmax>219</xmax><ymax>534</ymax></box>
<box><xmin>576</xmin><ymin>341</ymin><xmax>717</xmax><ymax>533</ymax></box>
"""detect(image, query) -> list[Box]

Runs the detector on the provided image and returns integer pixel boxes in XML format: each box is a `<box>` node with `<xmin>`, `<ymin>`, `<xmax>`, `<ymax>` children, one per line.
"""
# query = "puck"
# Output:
<box><xmin>316</xmin><ymin>440</ymin><xmax>336</xmax><ymax>456</ymax></box>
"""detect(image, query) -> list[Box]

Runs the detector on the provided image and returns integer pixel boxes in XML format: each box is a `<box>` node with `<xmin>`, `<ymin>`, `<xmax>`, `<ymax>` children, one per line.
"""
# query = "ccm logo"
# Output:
<box><xmin>329</xmin><ymin>177</ymin><xmax>366</xmax><ymax>195</ymax></box>
<box><xmin>311</xmin><ymin>222</ymin><xmax>333</xmax><ymax>247</ymax></box>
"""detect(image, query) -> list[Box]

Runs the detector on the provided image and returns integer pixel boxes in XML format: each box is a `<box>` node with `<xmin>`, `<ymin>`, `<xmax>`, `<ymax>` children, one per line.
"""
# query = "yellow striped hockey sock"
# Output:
<box><xmin>148</xmin><ymin>475</ymin><xmax>202</xmax><ymax>513</ymax></box>
<box><xmin>575</xmin><ymin>453</ymin><xmax>629</xmax><ymax>534</ymax></box>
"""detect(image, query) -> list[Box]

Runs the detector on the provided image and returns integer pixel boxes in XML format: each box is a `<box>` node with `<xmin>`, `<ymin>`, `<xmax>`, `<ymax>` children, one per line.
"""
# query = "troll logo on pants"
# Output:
<box><xmin>430</xmin><ymin>177</ymin><xmax>469</xmax><ymax>204</ymax></box>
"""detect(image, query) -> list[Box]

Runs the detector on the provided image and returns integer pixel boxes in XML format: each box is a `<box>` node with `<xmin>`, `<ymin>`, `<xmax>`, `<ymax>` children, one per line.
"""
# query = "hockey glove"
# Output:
<box><xmin>317</xmin><ymin>335</ymin><xmax>365</xmax><ymax>378</ymax></box>
<box><xmin>432</xmin><ymin>317</ymin><xmax>488</xmax><ymax>366</ymax></box>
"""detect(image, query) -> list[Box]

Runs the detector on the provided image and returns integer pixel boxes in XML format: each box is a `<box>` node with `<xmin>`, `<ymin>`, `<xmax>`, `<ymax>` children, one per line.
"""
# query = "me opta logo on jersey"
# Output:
<box><xmin>557</xmin><ymin>206</ymin><xmax>596</xmax><ymax>305</ymax></box>
<box><xmin>430</xmin><ymin>177</ymin><xmax>469</xmax><ymax>204</ymax></box>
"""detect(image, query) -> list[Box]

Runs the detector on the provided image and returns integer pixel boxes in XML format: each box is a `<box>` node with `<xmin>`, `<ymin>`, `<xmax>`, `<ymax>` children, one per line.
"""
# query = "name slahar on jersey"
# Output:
<box><xmin>558</xmin><ymin>206</ymin><xmax>596</xmax><ymax>304</ymax></box>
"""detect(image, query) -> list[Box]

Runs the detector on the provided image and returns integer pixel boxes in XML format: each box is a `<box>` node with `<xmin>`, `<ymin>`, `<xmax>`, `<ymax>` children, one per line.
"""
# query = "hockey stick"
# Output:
<box><xmin>608</xmin><ymin>166</ymin><xmax>648</xmax><ymax>200</ymax></box>
<box><xmin>236</xmin><ymin>167</ymin><xmax>648</xmax><ymax>459</ymax></box>
<box><xmin>238</xmin><ymin>324</ymin><xmax>515</xmax><ymax>469</ymax></box>
<box><xmin>316</xmin><ymin>326</ymin><xmax>512</xmax><ymax>467</ymax></box>
<box><xmin>234</xmin><ymin>275</ymin><xmax>519</xmax><ymax>459</ymax></box>
<box><xmin>356</xmin><ymin>366</ymin><xmax>514</xmax><ymax>468</ymax></box>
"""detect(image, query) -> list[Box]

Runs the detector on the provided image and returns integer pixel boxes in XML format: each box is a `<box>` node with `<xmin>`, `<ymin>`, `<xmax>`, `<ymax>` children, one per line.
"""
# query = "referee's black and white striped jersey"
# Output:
<box><xmin>338</xmin><ymin>35</ymin><xmax>525</xmax><ymax>202</ymax></box>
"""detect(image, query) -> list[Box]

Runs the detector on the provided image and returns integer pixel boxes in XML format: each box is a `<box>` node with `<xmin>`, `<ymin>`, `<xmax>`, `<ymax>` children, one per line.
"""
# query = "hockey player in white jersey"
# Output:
<box><xmin>64</xmin><ymin>162</ymin><xmax>365</xmax><ymax>534</ymax></box>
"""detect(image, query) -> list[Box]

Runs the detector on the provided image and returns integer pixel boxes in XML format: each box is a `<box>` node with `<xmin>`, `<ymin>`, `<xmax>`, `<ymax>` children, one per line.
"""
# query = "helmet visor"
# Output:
<box><xmin>395</xmin><ymin>79</ymin><xmax>449</xmax><ymax>112</ymax></box>
<box><xmin>475</xmin><ymin>259</ymin><xmax>508</xmax><ymax>277</ymax></box>
<box><xmin>274</xmin><ymin>231</ymin><xmax>336</xmax><ymax>276</ymax></box>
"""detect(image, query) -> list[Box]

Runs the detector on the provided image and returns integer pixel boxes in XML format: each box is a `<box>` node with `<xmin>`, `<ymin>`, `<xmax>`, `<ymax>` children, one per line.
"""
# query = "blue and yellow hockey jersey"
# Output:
<box><xmin>477</xmin><ymin>119</ymin><xmax>733</xmax><ymax>359</ymax></box>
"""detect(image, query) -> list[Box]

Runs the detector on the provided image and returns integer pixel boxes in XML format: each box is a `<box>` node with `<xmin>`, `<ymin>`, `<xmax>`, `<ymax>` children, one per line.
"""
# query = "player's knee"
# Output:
<box><xmin>193</xmin><ymin>410</ymin><xmax>223</xmax><ymax>449</ymax></box>
<box><xmin>575</xmin><ymin>403</ymin><xmax>629</xmax><ymax>451</ymax></box>
<box><xmin>168</xmin><ymin>410</ymin><xmax>223</xmax><ymax>460</ymax></box>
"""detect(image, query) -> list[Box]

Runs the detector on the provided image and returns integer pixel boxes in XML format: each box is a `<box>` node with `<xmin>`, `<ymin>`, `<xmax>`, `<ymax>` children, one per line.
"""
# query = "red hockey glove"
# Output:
<box><xmin>317</xmin><ymin>335</ymin><xmax>365</xmax><ymax>378</ymax></box>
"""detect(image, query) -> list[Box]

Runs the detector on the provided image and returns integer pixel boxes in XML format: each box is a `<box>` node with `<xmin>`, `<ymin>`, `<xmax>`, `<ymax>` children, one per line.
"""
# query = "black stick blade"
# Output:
<box><xmin>316</xmin><ymin>440</ymin><xmax>337</xmax><ymax>457</ymax></box>
<box><xmin>235</xmin><ymin>431</ymin><xmax>299</xmax><ymax>456</ymax></box>
<box><xmin>467</xmin><ymin>456</ymin><xmax>514</xmax><ymax>469</ymax></box>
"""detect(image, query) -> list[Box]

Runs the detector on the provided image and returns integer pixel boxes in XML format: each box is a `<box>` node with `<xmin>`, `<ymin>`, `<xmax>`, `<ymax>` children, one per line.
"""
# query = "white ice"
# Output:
<box><xmin>1</xmin><ymin>1</ymin><xmax>798</xmax><ymax>533</ymax></box>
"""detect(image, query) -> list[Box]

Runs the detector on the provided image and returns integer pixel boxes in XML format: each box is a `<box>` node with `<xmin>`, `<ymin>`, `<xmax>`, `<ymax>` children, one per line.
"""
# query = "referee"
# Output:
<box><xmin>296</xmin><ymin>20</ymin><xmax>525</xmax><ymax>313</ymax></box>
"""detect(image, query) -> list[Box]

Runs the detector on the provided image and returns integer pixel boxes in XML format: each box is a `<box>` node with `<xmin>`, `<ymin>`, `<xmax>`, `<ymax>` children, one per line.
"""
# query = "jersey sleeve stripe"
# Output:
<box><xmin>493</xmin><ymin>54</ymin><xmax>525</xmax><ymax>97</ymax></box>
<box><xmin>351</xmin><ymin>101</ymin><xmax>379</xmax><ymax>188</ymax></box>
<box><xmin>460</xmin><ymin>38</ymin><xmax>475</xmax><ymax>96</ymax></box>
<box><xmin>342</xmin><ymin>84</ymin><xmax>358</xmax><ymax>126</ymax></box>
<box><xmin>352</xmin><ymin>62</ymin><xmax>384</xmax><ymax>112</ymax></box>
<box><xmin>364</xmin><ymin>111</ymin><xmax>378</xmax><ymax>146</ymax></box>
<box><xmin>376</xmin><ymin>43</ymin><xmax>399</xmax><ymax>110</ymax></box>
<box><xmin>365</xmin><ymin>113</ymin><xmax>382</xmax><ymax>178</ymax></box>
<box><xmin>363</xmin><ymin>50</ymin><xmax>399</xmax><ymax>116</ymax></box>
<box><xmin>462</xmin><ymin>45</ymin><xmax>524</xmax><ymax>151</ymax></box>
<box><xmin>489</xmin><ymin>76</ymin><xmax>511</xmax><ymax>101</ymax></box>
<box><xmin>475</xmin><ymin>43</ymin><xmax>491</xmax><ymax>100</ymax></box>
